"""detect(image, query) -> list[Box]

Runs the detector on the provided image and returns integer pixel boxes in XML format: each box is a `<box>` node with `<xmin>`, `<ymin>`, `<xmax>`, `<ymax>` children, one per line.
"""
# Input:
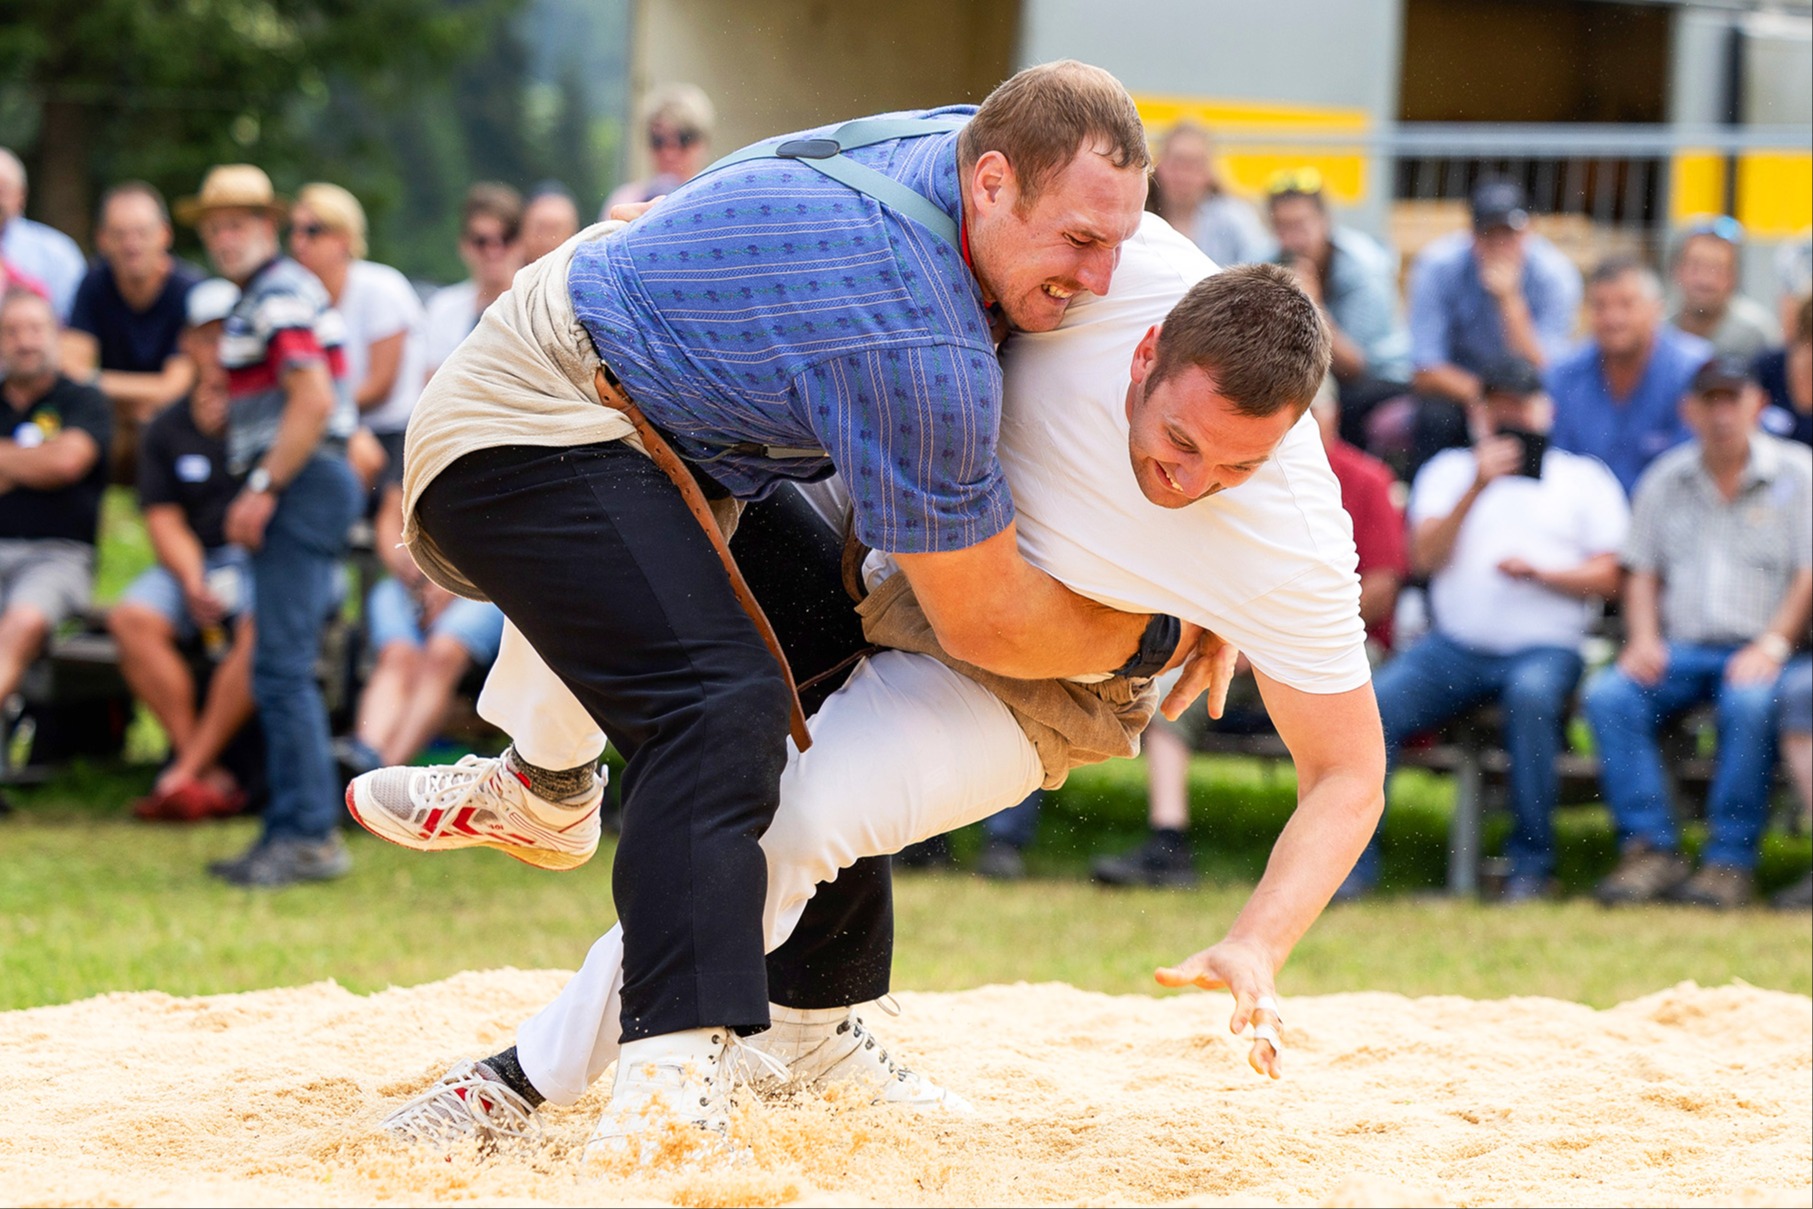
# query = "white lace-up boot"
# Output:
<box><xmin>583</xmin><ymin>1026</ymin><xmax>779</xmax><ymax>1166</ymax></box>
<box><xmin>741</xmin><ymin>1004</ymin><xmax>974</xmax><ymax>1112</ymax></box>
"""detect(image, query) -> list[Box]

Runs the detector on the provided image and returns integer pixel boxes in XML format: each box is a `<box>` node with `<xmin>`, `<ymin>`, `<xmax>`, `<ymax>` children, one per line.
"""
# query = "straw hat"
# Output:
<box><xmin>174</xmin><ymin>164</ymin><xmax>290</xmax><ymax>226</ymax></box>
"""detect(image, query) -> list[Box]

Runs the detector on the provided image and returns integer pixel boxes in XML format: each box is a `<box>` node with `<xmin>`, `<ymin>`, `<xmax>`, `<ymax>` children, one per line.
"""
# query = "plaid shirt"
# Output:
<box><xmin>1625</xmin><ymin>433</ymin><xmax>1813</xmax><ymax>644</ymax></box>
<box><xmin>567</xmin><ymin>106</ymin><xmax>1009</xmax><ymax>556</ymax></box>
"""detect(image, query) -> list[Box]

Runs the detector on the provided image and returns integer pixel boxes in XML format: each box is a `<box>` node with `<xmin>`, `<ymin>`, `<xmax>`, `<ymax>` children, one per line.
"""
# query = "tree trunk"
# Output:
<box><xmin>33</xmin><ymin>98</ymin><xmax>92</xmax><ymax>252</ymax></box>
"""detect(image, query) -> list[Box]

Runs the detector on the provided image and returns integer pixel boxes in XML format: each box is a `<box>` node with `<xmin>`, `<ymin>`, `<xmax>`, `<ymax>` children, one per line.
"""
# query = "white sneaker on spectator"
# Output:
<box><xmin>381</xmin><ymin>1059</ymin><xmax>540</xmax><ymax>1149</ymax></box>
<box><xmin>346</xmin><ymin>754</ymin><xmax>601</xmax><ymax>871</ymax></box>
<box><xmin>739</xmin><ymin>1004</ymin><xmax>974</xmax><ymax>1112</ymax></box>
<box><xmin>584</xmin><ymin>1027</ymin><xmax>775</xmax><ymax>1167</ymax></box>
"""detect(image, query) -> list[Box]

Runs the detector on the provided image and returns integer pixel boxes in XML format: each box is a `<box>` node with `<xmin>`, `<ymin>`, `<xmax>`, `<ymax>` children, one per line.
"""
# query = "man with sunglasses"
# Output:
<box><xmin>353</xmin><ymin>61</ymin><xmax>1197</xmax><ymax>1156</ymax></box>
<box><xmin>1669</xmin><ymin>216</ymin><xmax>1780</xmax><ymax>363</ymax></box>
<box><xmin>1265</xmin><ymin>167</ymin><xmax>1410</xmax><ymax>446</ymax></box>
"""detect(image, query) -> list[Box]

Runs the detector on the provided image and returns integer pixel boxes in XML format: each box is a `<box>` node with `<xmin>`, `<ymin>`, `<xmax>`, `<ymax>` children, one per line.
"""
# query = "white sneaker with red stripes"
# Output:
<box><xmin>346</xmin><ymin>753</ymin><xmax>602</xmax><ymax>871</ymax></box>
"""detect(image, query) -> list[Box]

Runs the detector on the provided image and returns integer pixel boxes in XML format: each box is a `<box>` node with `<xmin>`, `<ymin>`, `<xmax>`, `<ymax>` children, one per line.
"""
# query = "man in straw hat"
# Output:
<box><xmin>177</xmin><ymin>163</ymin><xmax>362</xmax><ymax>887</ymax></box>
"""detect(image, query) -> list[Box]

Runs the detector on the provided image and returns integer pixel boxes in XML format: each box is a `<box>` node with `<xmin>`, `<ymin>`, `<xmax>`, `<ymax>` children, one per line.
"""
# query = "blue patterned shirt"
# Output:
<box><xmin>1407</xmin><ymin>231</ymin><xmax>1583</xmax><ymax>375</ymax></box>
<box><xmin>567</xmin><ymin>107</ymin><xmax>1009</xmax><ymax>555</ymax></box>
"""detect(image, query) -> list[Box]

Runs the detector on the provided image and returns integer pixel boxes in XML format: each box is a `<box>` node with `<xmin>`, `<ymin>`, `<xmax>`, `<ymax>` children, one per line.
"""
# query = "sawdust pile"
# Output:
<box><xmin>2</xmin><ymin>971</ymin><xmax>1807</xmax><ymax>1207</ymax></box>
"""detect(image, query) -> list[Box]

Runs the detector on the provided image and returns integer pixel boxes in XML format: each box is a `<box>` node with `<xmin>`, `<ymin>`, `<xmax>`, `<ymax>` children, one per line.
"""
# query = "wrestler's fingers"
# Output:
<box><xmin>1248</xmin><ymin>1029</ymin><xmax>1283</xmax><ymax>1079</ymax></box>
<box><xmin>1154</xmin><ymin>955</ymin><xmax>1225</xmax><ymax>990</ymax></box>
<box><xmin>1204</xmin><ymin>640</ymin><xmax>1239</xmax><ymax>719</ymax></box>
<box><xmin>1160</xmin><ymin>647</ymin><xmax>1220</xmax><ymax>721</ymax></box>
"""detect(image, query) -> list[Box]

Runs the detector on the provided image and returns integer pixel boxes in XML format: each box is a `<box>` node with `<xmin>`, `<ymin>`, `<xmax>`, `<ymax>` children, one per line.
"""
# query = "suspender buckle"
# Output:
<box><xmin>775</xmin><ymin>137</ymin><xmax>842</xmax><ymax>160</ymax></box>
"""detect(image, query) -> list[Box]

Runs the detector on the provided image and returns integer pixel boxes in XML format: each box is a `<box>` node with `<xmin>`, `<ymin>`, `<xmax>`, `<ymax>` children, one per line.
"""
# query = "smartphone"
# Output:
<box><xmin>1498</xmin><ymin>426</ymin><xmax>1547</xmax><ymax>479</ymax></box>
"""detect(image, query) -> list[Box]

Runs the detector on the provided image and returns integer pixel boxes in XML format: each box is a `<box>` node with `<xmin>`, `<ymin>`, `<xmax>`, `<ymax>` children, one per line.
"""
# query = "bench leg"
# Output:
<box><xmin>1448</xmin><ymin>748</ymin><xmax>1483</xmax><ymax>897</ymax></box>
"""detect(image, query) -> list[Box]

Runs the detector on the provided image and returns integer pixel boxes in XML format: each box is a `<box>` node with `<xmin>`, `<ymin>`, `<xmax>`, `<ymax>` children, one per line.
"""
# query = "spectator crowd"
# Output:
<box><xmin>0</xmin><ymin>100</ymin><xmax>1807</xmax><ymax>905</ymax></box>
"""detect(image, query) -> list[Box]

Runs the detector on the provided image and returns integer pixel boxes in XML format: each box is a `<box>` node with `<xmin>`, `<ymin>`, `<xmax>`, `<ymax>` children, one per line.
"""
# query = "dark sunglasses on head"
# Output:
<box><xmin>463</xmin><ymin>232</ymin><xmax>513</xmax><ymax>251</ymax></box>
<box><xmin>649</xmin><ymin>129</ymin><xmax>701</xmax><ymax>152</ymax></box>
<box><xmin>292</xmin><ymin>222</ymin><xmax>330</xmax><ymax>239</ymax></box>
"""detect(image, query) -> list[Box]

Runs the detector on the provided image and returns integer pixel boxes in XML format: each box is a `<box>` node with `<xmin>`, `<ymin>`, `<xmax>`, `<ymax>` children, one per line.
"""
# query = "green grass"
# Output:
<box><xmin>2</xmin><ymin>492</ymin><xmax>1803</xmax><ymax>1014</ymax></box>
<box><xmin>2</xmin><ymin>754</ymin><xmax>1806</xmax><ymax>1014</ymax></box>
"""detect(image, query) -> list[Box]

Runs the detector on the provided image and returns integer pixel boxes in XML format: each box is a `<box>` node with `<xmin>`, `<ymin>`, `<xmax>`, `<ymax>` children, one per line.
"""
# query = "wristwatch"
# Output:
<box><xmin>245</xmin><ymin>466</ymin><xmax>277</xmax><ymax>496</ymax></box>
<box><xmin>1755</xmin><ymin>633</ymin><xmax>1792</xmax><ymax>663</ymax></box>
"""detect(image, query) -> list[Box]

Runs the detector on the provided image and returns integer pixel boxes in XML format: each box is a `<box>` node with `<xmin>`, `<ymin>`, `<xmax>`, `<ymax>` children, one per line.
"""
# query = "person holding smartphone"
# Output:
<box><xmin>1337</xmin><ymin>355</ymin><xmax>1629</xmax><ymax>903</ymax></box>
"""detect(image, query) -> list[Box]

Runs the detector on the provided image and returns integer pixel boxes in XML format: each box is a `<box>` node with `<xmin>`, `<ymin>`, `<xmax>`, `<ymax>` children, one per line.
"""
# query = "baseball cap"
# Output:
<box><xmin>1480</xmin><ymin>355</ymin><xmax>1544</xmax><ymax>397</ymax></box>
<box><xmin>185</xmin><ymin>278</ymin><xmax>240</xmax><ymax>327</ymax></box>
<box><xmin>1471</xmin><ymin>178</ymin><xmax>1529</xmax><ymax>232</ymax></box>
<box><xmin>1689</xmin><ymin>354</ymin><xmax>1755</xmax><ymax>395</ymax></box>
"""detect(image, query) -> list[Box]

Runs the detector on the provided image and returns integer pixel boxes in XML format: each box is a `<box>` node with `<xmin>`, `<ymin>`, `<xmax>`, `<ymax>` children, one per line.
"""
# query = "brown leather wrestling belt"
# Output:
<box><xmin>594</xmin><ymin>366</ymin><xmax>813</xmax><ymax>752</ymax></box>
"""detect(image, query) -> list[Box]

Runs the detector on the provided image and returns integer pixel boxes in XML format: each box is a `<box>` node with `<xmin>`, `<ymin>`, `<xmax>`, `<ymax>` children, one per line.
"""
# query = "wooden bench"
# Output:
<box><xmin>1192</xmin><ymin>701</ymin><xmax>1775</xmax><ymax>896</ymax></box>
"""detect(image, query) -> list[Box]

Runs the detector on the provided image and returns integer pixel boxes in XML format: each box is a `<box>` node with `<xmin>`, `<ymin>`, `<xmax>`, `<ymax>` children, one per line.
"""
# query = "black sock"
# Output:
<box><xmin>480</xmin><ymin>1045</ymin><xmax>545</xmax><ymax>1108</ymax></box>
<box><xmin>505</xmin><ymin>746</ymin><xmax>598</xmax><ymax>803</ymax></box>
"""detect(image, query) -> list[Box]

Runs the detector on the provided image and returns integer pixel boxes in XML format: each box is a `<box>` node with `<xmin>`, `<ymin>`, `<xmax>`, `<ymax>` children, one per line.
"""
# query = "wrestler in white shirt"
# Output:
<box><xmin>412</xmin><ymin>216</ymin><xmax>1385</xmax><ymax>1114</ymax></box>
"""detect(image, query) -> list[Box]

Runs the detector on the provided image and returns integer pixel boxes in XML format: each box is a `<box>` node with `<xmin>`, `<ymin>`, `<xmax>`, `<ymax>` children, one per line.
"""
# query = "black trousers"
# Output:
<box><xmin>417</xmin><ymin>443</ymin><xmax>891</xmax><ymax>1040</ymax></box>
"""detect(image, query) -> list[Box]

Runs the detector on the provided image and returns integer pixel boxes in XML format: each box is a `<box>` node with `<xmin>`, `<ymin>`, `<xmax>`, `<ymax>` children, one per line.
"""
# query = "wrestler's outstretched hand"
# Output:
<box><xmin>1159</xmin><ymin>623</ymin><xmax>1239</xmax><ymax>721</ymax></box>
<box><xmin>1155</xmin><ymin>937</ymin><xmax>1285</xmax><ymax>1079</ymax></box>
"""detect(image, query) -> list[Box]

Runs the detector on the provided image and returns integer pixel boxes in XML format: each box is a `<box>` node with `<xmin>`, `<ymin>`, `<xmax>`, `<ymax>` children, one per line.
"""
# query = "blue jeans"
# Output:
<box><xmin>1584</xmin><ymin>643</ymin><xmax>1782</xmax><ymax>869</ymax></box>
<box><xmin>1355</xmin><ymin>632</ymin><xmax>1583</xmax><ymax>885</ymax></box>
<box><xmin>251</xmin><ymin>455</ymin><xmax>360</xmax><ymax>842</ymax></box>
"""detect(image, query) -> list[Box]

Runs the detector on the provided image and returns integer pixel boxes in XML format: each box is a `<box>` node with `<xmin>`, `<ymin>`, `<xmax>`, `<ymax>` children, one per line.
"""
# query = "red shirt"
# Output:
<box><xmin>1323</xmin><ymin>436</ymin><xmax>1409</xmax><ymax>649</ymax></box>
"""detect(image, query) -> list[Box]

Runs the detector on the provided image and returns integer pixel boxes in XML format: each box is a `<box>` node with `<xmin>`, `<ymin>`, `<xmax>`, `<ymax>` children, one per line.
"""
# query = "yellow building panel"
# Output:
<box><xmin>1737</xmin><ymin>151</ymin><xmax>1813</xmax><ymax>241</ymax></box>
<box><xmin>1669</xmin><ymin>151</ymin><xmax>1727</xmax><ymax>224</ymax></box>
<box><xmin>1133</xmin><ymin>94</ymin><xmax>1372</xmax><ymax>207</ymax></box>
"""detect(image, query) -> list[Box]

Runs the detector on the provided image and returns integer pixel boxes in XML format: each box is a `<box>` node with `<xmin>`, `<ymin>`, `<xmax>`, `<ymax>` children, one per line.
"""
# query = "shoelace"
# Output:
<box><xmin>385</xmin><ymin>1061</ymin><xmax>540</xmax><ymax>1147</ymax></box>
<box><xmin>406</xmin><ymin>755</ymin><xmax>507</xmax><ymax>842</ymax></box>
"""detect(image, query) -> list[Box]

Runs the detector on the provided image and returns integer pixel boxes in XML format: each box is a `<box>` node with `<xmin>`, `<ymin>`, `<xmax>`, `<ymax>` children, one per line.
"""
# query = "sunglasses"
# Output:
<box><xmin>292</xmin><ymin>222</ymin><xmax>331</xmax><ymax>240</ymax></box>
<box><xmin>462</xmin><ymin>232</ymin><xmax>513</xmax><ymax>251</ymax></box>
<box><xmin>649</xmin><ymin>129</ymin><xmax>701</xmax><ymax>153</ymax></box>
<box><xmin>1265</xmin><ymin>166</ymin><xmax>1324</xmax><ymax>198</ymax></box>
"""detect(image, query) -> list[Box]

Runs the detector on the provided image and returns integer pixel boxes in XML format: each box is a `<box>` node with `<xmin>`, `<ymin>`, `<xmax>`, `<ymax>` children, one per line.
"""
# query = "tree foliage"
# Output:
<box><xmin>0</xmin><ymin>0</ymin><xmax>623</xmax><ymax>281</ymax></box>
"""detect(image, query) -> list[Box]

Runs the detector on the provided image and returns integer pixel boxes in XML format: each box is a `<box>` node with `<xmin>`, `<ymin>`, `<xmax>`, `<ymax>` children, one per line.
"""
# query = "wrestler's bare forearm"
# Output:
<box><xmin>1219</xmin><ymin>675</ymin><xmax>1385</xmax><ymax>963</ymax></box>
<box><xmin>895</xmin><ymin>521</ymin><xmax>1149</xmax><ymax>679</ymax></box>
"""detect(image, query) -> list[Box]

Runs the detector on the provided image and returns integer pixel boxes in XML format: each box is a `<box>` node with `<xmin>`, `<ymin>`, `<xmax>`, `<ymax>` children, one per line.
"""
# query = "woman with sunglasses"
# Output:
<box><xmin>602</xmin><ymin>83</ymin><xmax>715</xmax><ymax>215</ymax></box>
<box><xmin>289</xmin><ymin>183</ymin><xmax>426</xmax><ymax>475</ymax></box>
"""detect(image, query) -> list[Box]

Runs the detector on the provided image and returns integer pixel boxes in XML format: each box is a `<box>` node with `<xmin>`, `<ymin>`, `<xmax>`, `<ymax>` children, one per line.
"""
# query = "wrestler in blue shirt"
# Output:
<box><xmin>569</xmin><ymin>107</ymin><xmax>1009</xmax><ymax>555</ymax></box>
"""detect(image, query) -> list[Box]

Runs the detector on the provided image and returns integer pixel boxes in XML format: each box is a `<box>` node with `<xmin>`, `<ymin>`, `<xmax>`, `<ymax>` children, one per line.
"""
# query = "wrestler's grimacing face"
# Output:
<box><xmin>966</xmin><ymin>147</ymin><xmax>1147</xmax><ymax>334</ymax></box>
<box><xmin>1122</xmin><ymin>324</ymin><xmax>1300</xmax><ymax>508</ymax></box>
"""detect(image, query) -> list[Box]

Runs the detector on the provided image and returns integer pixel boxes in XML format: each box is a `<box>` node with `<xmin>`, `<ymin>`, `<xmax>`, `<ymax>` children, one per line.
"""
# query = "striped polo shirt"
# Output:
<box><xmin>567</xmin><ymin>106</ymin><xmax>1010</xmax><ymax>556</ymax></box>
<box><xmin>220</xmin><ymin>256</ymin><xmax>356</xmax><ymax>473</ymax></box>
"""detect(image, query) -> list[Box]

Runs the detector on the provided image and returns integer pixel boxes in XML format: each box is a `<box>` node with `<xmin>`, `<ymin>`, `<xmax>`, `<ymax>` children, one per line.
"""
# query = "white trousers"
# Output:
<box><xmin>480</xmin><ymin>624</ymin><xmax>1044</xmax><ymax>1105</ymax></box>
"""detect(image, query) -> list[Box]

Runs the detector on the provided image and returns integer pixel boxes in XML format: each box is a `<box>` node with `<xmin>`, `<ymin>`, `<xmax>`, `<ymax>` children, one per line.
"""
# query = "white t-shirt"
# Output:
<box><xmin>959</xmin><ymin>214</ymin><xmax>1368</xmax><ymax>695</ymax></box>
<box><xmin>422</xmin><ymin>279</ymin><xmax>482</xmax><ymax>381</ymax></box>
<box><xmin>337</xmin><ymin>260</ymin><xmax>427</xmax><ymax>435</ymax></box>
<box><xmin>1409</xmin><ymin>446</ymin><xmax>1629</xmax><ymax>653</ymax></box>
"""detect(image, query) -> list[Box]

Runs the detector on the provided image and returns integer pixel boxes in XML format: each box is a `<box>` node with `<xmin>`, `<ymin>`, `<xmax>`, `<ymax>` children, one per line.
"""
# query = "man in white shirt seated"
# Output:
<box><xmin>363</xmin><ymin>219</ymin><xmax>1386</xmax><ymax>1162</ymax></box>
<box><xmin>1339</xmin><ymin>356</ymin><xmax>1628</xmax><ymax>904</ymax></box>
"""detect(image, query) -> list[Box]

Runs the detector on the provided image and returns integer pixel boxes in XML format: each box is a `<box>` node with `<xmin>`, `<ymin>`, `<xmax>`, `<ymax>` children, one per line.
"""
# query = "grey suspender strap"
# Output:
<box><xmin>687</xmin><ymin>114</ymin><xmax>971</xmax><ymax>464</ymax></box>
<box><xmin>705</xmin><ymin>115</ymin><xmax>969</xmax><ymax>251</ymax></box>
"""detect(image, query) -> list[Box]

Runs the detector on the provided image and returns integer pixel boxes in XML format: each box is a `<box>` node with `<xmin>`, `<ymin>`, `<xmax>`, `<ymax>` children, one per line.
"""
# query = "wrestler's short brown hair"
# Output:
<box><xmin>958</xmin><ymin>60</ymin><xmax>1148</xmax><ymax>209</ymax></box>
<box><xmin>1151</xmin><ymin>263</ymin><xmax>1332</xmax><ymax>418</ymax></box>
